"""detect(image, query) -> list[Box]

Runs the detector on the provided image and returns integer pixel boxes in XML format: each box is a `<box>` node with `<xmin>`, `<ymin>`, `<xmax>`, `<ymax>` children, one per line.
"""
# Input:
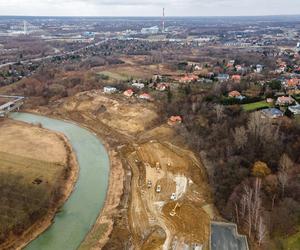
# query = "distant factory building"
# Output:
<box><xmin>141</xmin><ymin>26</ymin><xmax>160</xmax><ymax>34</ymax></box>
<box><xmin>82</xmin><ymin>31</ymin><xmax>95</xmax><ymax>38</ymax></box>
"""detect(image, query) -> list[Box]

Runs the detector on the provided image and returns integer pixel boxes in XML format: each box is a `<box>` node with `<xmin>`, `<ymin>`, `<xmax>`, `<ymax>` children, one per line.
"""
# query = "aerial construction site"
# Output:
<box><xmin>23</xmin><ymin>90</ymin><xmax>225</xmax><ymax>250</ymax></box>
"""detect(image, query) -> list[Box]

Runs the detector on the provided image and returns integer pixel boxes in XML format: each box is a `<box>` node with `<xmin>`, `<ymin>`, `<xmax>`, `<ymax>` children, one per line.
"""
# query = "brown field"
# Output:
<box><xmin>0</xmin><ymin>120</ymin><xmax>66</xmax><ymax>163</ymax></box>
<box><xmin>93</xmin><ymin>62</ymin><xmax>176</xmax><ymax>81</ymax></box>
<box><xmin>63</xmin><ymin>90</ymin><xmax>158</xmax><ymax>136</ymax></box>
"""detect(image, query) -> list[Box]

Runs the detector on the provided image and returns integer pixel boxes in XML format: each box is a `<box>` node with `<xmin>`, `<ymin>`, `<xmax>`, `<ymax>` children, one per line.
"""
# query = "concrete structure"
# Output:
<box><xmin>141</xmin><ymin>26</ymin><xmax>160</xmax><ymax>35</ymax></box>
<box><xmin>103</xmin><ymin>86</ymin><xmax>117</xmax><ymax>94</ymax></box>
<box><xmin>288</xmin><ymin>104</ymin><xmax>300</xmax><ymax>115</ymax></box>
<box><xmin>211</xmin><ymin>222</ymin><xmax>249</xmax><ymax>250</ymax></box>
<box><xmin>162</xmin><ymin>8</ymin><xmax>165</xmax><ymax>33</ymax></box>
<box><xmin>132</xmin><ymin>82</ymin><xmax>145</xmax><ymax>89</ymax></box>
<box><xmin>216</xmin><ymin>74</ymin><xmax>230</xmax><ymax>82</ymax></box>
<box><xmin>0</xmin><ymin>95</ymin><xmax>24</xmax><ymax>117</ymax></box>
<box><xmin>261</xmin><ymin>108</ymin><xmax>284</xmax><ymax>119</ymax></box>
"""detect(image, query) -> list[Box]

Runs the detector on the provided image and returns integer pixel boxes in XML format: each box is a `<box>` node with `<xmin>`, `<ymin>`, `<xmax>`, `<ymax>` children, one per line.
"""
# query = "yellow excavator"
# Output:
<box><xmin>169</xmin><ymin>202</ymin><xmax>180</xmax><ymax>217</ymax></box>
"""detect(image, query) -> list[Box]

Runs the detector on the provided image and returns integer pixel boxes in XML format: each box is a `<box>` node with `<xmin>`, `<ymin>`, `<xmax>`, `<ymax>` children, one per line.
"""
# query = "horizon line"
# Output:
<box><xmin>1</xmin><ymin>14</ymin><xmax>300</xmax><ymax>18</ymax></box>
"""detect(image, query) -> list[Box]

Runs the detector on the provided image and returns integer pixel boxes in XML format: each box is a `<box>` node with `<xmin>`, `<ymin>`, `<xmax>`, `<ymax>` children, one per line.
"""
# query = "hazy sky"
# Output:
<box><xmin>1</xmin><ymin>0</ymin><xmax>300</xmax><ymax>16</ymax></box>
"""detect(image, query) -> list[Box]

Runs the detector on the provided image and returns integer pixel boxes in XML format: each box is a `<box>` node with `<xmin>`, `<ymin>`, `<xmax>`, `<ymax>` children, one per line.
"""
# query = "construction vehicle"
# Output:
<box><xmin>170</xmin><ymin>193</ymin><xmax>176</xmax><ymax>200</ymax></box>
<box><xmin>156</xmin><ymin>162</ymin><xmax>161</xmax><ymax>171</ymax></box>
<box><xmin>169</xmin><ymin>203</ymin><xmax>180</xmax><ymax>217</ymax></box>
<box><xmin>156</xmin><ymin>184</ymin><xmax>161</xmax><ymax>193</ymax></box>
<box><xmin>147</xmin><ymin>180</ymin><xmax>152</xmax><ymax>188</ymax></box>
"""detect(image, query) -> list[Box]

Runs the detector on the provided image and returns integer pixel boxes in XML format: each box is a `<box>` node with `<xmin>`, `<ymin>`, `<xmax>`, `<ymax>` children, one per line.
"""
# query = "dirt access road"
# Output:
<box><xmin>125</xmin><ymin>140</ymin><xmax>214</xmax><ymax>250</ymax></box>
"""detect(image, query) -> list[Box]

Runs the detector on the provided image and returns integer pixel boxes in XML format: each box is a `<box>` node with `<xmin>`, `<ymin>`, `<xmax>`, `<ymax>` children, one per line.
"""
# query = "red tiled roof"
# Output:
<box><xmin>228</xmin><ymin>90</ymin><xmax>241</xmax><ymax>97</ymax></box>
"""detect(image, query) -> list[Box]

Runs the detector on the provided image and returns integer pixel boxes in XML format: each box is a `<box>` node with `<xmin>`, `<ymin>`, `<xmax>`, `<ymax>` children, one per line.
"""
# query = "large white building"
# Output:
<box><xmin>141</xmin><ymin>26</ymin><xmax>160</xmax><ymax>35</ymax></box>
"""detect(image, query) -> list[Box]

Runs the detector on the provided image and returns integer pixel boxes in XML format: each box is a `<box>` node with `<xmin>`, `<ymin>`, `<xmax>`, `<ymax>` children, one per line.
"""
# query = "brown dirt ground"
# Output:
<box><xmin>62</xmin><ymin>90</ymin><xmax>158</xmax><ymax>137</ymax></box>
<box><xmin>124</xmin><ymin>140</ymin><xmax>214</xmax><ymax>249</ymax></box>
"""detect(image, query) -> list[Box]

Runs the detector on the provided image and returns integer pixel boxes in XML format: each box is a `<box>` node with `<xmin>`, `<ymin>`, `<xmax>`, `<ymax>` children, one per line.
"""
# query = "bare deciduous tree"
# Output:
<box><xmin>236</xmin><ymin>178</ymin><xmax>263</xmax><ymax>240</ymax></box>
<box><xmin>257</xmin><ymin>216</ymin><xmax>267</xmax><ymax>246</ymax></box>
<box><xmin>214</xmin><ymin>104</ymin><xmax>224</xmax><ymax>122</ymax></box>
<box><xmin>279</xmin><ymin>153</ymin><xmax>293</xmax><ymax>171</ymax></box>
<box><xmin>233</xmin><ymin>126</ymin><xmax>248</xmax><ymax>150</ymax></box>
<box><xmin>248</xmin><ymin>112</ymin><xmax>279</xmax><ymax>146</ymax></box>
<box><xmin>278</xmin><ymin>171</ymin><xmax>288</xmax><ymax>196</ymax></box>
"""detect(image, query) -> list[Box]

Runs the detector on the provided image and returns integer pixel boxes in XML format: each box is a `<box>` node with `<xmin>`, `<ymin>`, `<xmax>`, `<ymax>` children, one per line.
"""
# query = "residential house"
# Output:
<box><xmin>168</xmin><ymin>116</ymin><xmax>182</xmax><ymax>126</ymax></box>
<box><xmin>194</xmin><ymin>65</ymin><xmax>202</xmax><ymax>71</ymax></box>
<box><xmin>228</xmin><ymin>90</ymin><xmax>246</xmax><ymax>100</ymax></box>
<box><xmin>287</xmin><ymin>78</ymin><xmax>300</xmax><ymax>88</ymax></box>
<box><xmin>198</xmin><ymin>78</ymin><xmax>213</xmax><ymax>84</ymax></box>
<box><xmin>132</xmin><ymin>82</ymin><xmax>145</xmax><ymax>89</ymax></box>
<box><xmin>179</xmin><ymin>75</ymin><xmax>198</xmax><ymax>83</ymax></box>
<box><xmin>229</xmin><ymin>90</ymin><xmax>242</xmax><ymax>98</ymax></box>
<box><xmin>123</xmin><ymin>89</ymin><xmax>134</xmax><ymax>97</ymax></box>
<box><xmin>276</xmin><ymin>64</ymin><xmax>287</xmax><ymax>74</ymax></box>
<box><xmin>235</xmin><ymin>65</ymin><xmax>243</xmax><ymax>72</ymax></box>
<box><xmin>276</xmin><ymin>96</ymin><xmax>295</xmax><ymax>106</ymax></box>
<box><xmin>103</xmin><ymin>86</ymin><xmax>117</xmax><ymax>94</ymax></box>
<box><xmin>216</xmin><ymin>74</ymin><xmax>230</xmax><ymax>82</ymax></box>
<box><xmin>256</xmin><ymin>64</ymin><xmax>264</xmax><ymax>73</ymax></box>
<box><xmin>232</xmin><ymin>75</ymin><xmax>241</xmax><ymax>83</ymax></box>
<box><xmin>227</xmin><ymin>60</ymin><xmax>235</xmax><ymax>68</ymax></box>
<box><xmin>139</xmin><ymin>93</ymin><xmax>152</xmax><ymax>101</ymax></box>
<box><xmin>261</xmin><ymin>108</ymin><xmax>284</xmax><ymax>119</ymax></box>
<box><xmin>156</xmin><ymin>83</ymin><xmax>168</xmax><ymax>91</ymax></box>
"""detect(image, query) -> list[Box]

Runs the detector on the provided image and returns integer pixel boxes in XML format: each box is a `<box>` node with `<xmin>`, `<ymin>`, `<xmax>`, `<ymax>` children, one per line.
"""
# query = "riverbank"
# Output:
<box><xmin>78</xmin><ymin>146</ymin><xmax>124</xmax><ymax>250</ymax></box>
<box><xmin>0</xmin><ymin>121</ymin><xmax>79</xmax><ymax>250</ymax></box>
<box><xmin>23</xmin><ymin>109</ymin><xmax>126</xmax><ymax>249</ymax></box>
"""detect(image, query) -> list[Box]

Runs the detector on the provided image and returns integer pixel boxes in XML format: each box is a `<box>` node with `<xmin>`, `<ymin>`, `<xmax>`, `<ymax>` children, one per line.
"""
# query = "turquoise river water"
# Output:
<box><xmin>10</xmin><ymin>113</ymin><xmax>110</xmax><ymax>250</ymax></box>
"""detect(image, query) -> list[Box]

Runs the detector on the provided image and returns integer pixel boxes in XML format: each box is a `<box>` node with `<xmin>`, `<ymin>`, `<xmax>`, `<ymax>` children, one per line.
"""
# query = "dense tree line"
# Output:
<box><xmin>159</xmin><ymin>83</ymin><xmax>300</xmax><ymax>248</ymax></box>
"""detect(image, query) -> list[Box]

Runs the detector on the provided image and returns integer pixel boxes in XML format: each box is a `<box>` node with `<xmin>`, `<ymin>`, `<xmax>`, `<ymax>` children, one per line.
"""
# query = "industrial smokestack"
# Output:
<box><xmin>162</xmin><ymin>8</ymin><xmax>165</xmax><ymax>33</ymax></box>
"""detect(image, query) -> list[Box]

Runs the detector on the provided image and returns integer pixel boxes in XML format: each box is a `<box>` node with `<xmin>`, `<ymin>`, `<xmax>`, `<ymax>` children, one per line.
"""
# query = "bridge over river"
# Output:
<box><xmin>0</xmin><ymin>95</ymin><xmax>24</xmax><ymax>117</ymax></box>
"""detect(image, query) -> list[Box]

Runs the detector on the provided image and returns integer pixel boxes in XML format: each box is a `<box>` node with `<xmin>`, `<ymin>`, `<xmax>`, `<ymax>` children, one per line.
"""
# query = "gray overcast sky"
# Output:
<box><xmin>1</xmin><ymin>0</ymin><xmax>300</xmax><ymax>16</ymax></box>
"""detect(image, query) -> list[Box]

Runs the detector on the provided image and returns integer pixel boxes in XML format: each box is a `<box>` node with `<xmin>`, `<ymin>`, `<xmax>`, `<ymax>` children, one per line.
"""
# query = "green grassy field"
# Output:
<box><xmin>292</xmin><ymin>95</ymin><xmax>300</xmax><ymax>102</ymax></box>
<box><xmin>0</xmin><ymin>151</ymin><xmax>65</xmax><ymax>244</ymax></box>
<box><xmin>242</xmin><ymin>101</ymin><xmax>273</xmax><ymax>111</ymax></box>
<box><xmin>294</xmin><ymin>115</ymin><xmax>300</xmax><ymax>126</ymax></box>
<box><xmin>97</xmin><ymin>71</ymin><xmax>129</xmax><ymax>81</ymax></box>
<box><xmin>280</xmin><ymin>228</ymin><xmax>300</xmax><ymax>250</ymax></box>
